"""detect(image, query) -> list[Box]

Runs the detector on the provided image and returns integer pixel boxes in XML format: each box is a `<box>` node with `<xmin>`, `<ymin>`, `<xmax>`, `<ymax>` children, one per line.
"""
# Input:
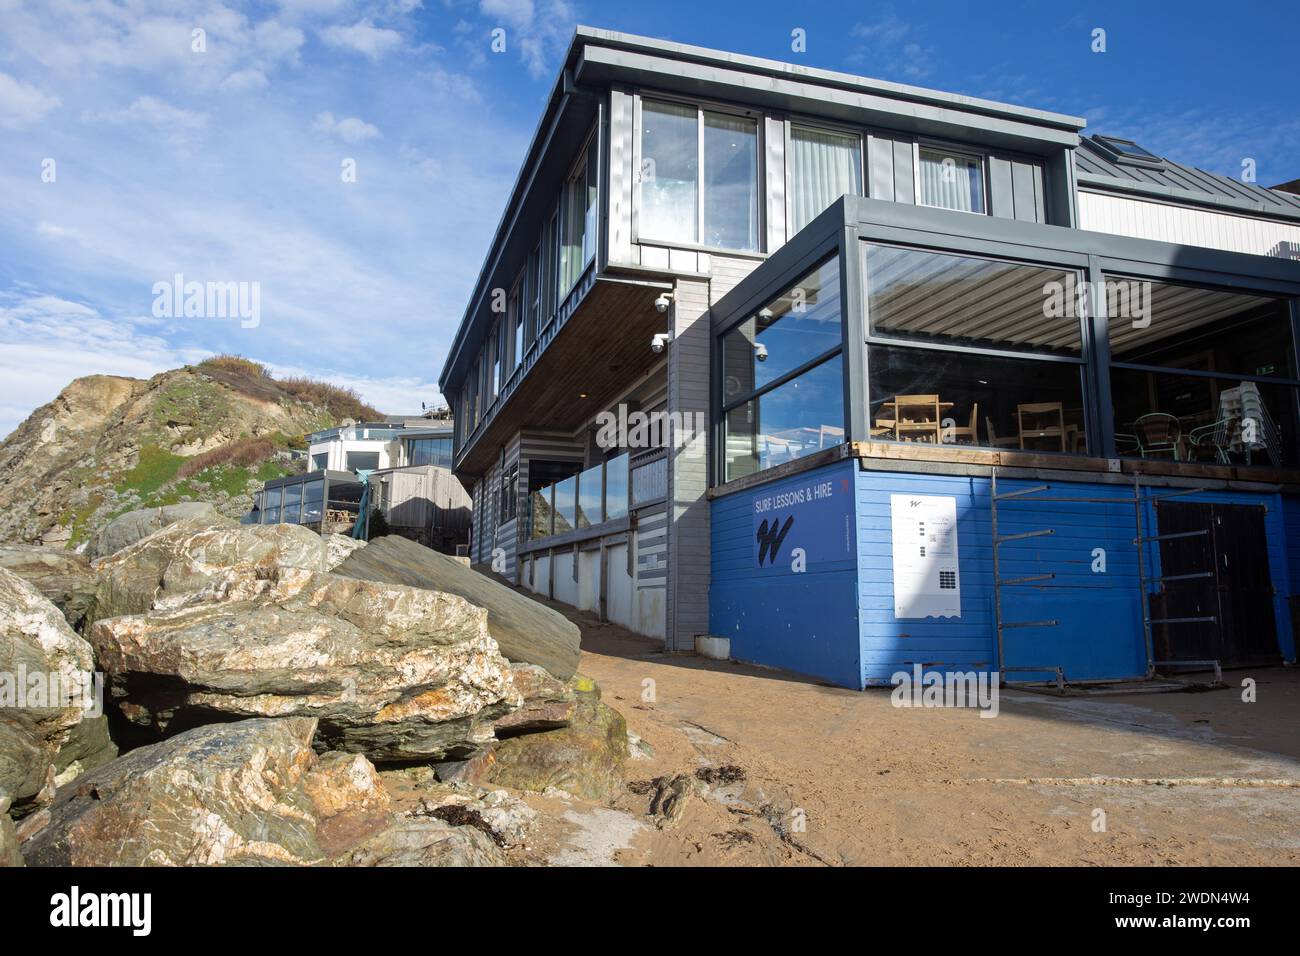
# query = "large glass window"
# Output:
<box><xmin>262</xmin><ymin>486</ymin><xmax>281</xmax><ymax>524</ymax></box>
<box><xmin>722</xmin><ymin>257</ymin><xmax>843</xmax><ymax>402</ymax></box>
<box><xmin>302</xmin><ymin>478</ymin><xmax>323</xmax><ymax>523</ymax></box>
<box><xmin>346</xmin><ymin>451</ymin><xmax>380</xmax><ymax>472</ymax></box>
<box><xmin>1106</xmin><ymin>277</ymin><xmax>1299</xmax><ymax>467</ymax></box>
<box><xmin>639</xmin><ymin>100</ymin><xmax>759</xmax><ymax>252</ymax></box>
<box><xmin>724</xmin><ymin>357</ymin><xmax>844</xmax><ymax>480</ymax></box>
<box><xmin>863</xmin><ymin>241</ymin><xmax>1088</xmax><ymax>453</ymax></box>
<box><xmin>281</xmin><ymin>484</ymin><xmax>302</xmax><ymax>524</ymax></box>
<box><xmin>407</xmin><ymin>437</ymin><xmax>452</xmax><ymax>467</ymax></box>
<box><xmin>869</xmin><ymin>346</ymin><xmax>1088</xmax><ymax>453</ymax></box>
<box><xmin>553</xmin><ymin>475</ymin><xmax>577</xmax><ymax>534</ymax></box>
<box><xmin>789</xmin><ymin>125</ymin><xmax>862</xmax><ymax>235</ymax></box>
<box><xmin>561</xmin><ymin>134</ymin><xmax>599</xmax><ymax>296</ymax></box>
<box><xmin>720</xmin><ymin>257</ymin><xmax>846</xmax><ymax>481</ymax></box>
<box><xmin>864</xmin><ymin>244</ymin><xmax>1082</xmax><ymax>355</ymax></box>
<box><xmin>703</xmin><ymin>112</ymin><xmax>759</xmax><ymax>251</ymax></box>
<box><xmin>639</xmin><ymin>99</ymin><xmax>697</xmax><ymax>244</ymax></box>
<box><xmin>917</xmin><ymin>147</ymin><xmax>986</xmax><ymax>214</ymax></box>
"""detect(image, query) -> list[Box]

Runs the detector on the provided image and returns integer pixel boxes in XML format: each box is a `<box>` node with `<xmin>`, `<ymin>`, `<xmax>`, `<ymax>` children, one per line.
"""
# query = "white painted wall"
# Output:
<box><xmin>1078</xmin><ymin>190</ymin><xmax>1300</xmax><ymax>259</ymax></box>
<box><xmin>307</xmin><ymin>437</ymin><xmax>401</xmax><ymax>471</ymax></box>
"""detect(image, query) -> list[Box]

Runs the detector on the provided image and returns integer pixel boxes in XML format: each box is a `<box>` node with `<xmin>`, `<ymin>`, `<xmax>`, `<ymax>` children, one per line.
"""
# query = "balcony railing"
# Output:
<box><xmin>525</xmin><ymin>452</ymin><xmax>631</xmax><ymax>542</ymax></box>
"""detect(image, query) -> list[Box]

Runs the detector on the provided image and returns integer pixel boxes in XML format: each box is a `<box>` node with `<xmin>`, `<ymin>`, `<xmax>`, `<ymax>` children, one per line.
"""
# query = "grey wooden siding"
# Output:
<box><xmin>665</xmin><ymin>276</ymin><xmax>712</xmax><ymax>650</ymax></box>
<box><xmin>635</xmin><ymin>506</ymin><xmax>668</xmax><ymax>587</ymax></box>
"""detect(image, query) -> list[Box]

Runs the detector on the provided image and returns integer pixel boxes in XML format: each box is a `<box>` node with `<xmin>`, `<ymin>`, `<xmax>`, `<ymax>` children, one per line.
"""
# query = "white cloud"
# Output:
<box><xmin>94</xmin><ymin>96</ymin><xmax>208</xmax><ymax>129</ymax></box>
<box><xmin>313</xmin><ymin>111</ymin><xmax>382</xmax><ymax>142</ymax></box>
<box><xmin>320</xmin><ymin>19</ymin><xmax>404</xmax><ymax>59</ymax></box>
<box><xmin>849</xmin><ymin>11</ymin><xmax>935</xmax><ymax>81</ymax></box>
<box><xmin>0</xmin><ymin>71</ymin><xmax>60</xmax><ymax>128</ymax></box>
<box><xmin>221</xmin><ymin>68</ymin><xmax>269</xmax><ymax>92</ymax></box>
<box><xmin>478</xmin><ymin>0</ymin><xmax>575</xmax><ymax>79</ymax></box>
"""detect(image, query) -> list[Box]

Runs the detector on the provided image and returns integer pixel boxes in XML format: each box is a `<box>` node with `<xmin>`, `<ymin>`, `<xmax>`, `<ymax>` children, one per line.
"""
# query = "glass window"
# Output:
<box><xmin>576</xmin><ymin>464</ymin><xmax>603</xmax><ymax>529</ymax></box>
<box><xmin>789</xmin><ymin>125</ymin><xmax>861</xmax><ymax>235</ymax></box>
<box><xmin>407</xmin><ymin>438</ymin><xmax>452</xmax><ymax>468</ymax></box>
<box><xmin>553</xmin><ymin>476</ymin><xmax>577</xmax><ymax>534</ymax></box>
<box><xmin>523</xmin><ymin>245</ymin><xmax>539</xmax><ymax>362</ymax></box>
<box><xmin>346</xmin><ymin>451</ymin><xmax>380</xmax><ymax>472</ymax></box>
<box><xmin>1111</xmin><ymin>369</ymin><xmax>1297</xmax><ymax>468</ymax></box>
<box><xmin>302</xmin><ymin>479</ymin><xmax>323</xmax><ymax>523</ymax></box>
<box><xmin>724</xmin><ymin>355</ymin><xmax>844</xmax><ymax>480</ymax></box>
<box><xmin>281</xmin><ymin>484</ymin><xmax>302</xmax><ymax>524</ymax></box>
<box><xmin>639</xmin><ymin>99</ymin><xmax>698</xmax><ymax>245</ymax></box>
<box><xmin>529</xmin><ymin>487</ymin><xmax>552</xmax><ymax>540</ymax></box>
<box><xmin>262</xmin><ymin>486</ymin><xmax>281</xmax><ymax>524</ymax></box>
<box><xmin>702</xmin><ymin>112</ymin><xmax>759</xmax><ymax>251</ymax></box>
<box><xmin>864</xmin><ymin>244</ymin><xmax>1083</xmax><ymax>355</ymax></box>
<box><xmin>311</xmin><ymin>452</ymin><xmax>327</xmax><ymax>471</ymax></box>
<box><xmin>541</xmin><ymin>207</ymin><xmax>558</xmax><ymax>331</ymax></box>
<box><xmin>869</xmin><ymin>345</ymin><xmax>1088</xmax><ymax>453</ymax></box>
<box><xmin>561</xmin><ymin>135</ymin><xmax>598</xmax><ymax>296</ymax></box>
<box><xmin>917</xmin><ymin>147</ymin><xmax>986</xmax><ymax>214</ymax></box>
<box><xmin>722</xmin><ymin>257</ymin><xmax>842</xmax><ymax>403</ymax></box>
<box><xmin>1105</xmin><ymin>277</ymin><xmax>1298</xmax><ymax>468</ymax></box>
<box><xmin>605</xmin><ymin>453</ymin><xmax>629</xmax><ymax>520</ymax></box>
<box><xmin>1105</xmin><ymin>278</ymin><xmax>1295</xmax><ymax>379</ymax></box>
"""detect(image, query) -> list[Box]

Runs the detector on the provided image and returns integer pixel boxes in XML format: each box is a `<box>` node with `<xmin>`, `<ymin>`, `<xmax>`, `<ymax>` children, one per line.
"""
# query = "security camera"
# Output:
<box><xmin>650</xmin><ymin>333</ymin><xmax>671</xmax><ymax>354</ymax></box>
<box><xmin>754</xmin><ymin>342</ymin><xmax>768</xmax><ymax>362</ymax></box>
<box><xmin>654</xmin><ymin>292</ymin><xmax>673</xmax><ymax>313</ymax></box>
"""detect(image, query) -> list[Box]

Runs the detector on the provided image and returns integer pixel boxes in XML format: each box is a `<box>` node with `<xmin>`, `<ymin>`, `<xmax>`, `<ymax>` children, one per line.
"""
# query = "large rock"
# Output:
<box><xmin>20</xmin><ymin>717</ymin><xmax>504</xmax><ymax>866</ymax></box>
<box><xmin>0</xmin><ymin>797</ymin><xmax>22</xmax><ymax>867</ymax></box>
<box><xmin>335</xmin><ymin>535</ymin><xmax>581</xmax><ymax>680</ymax></box>
<box><xmin>0</xmin><ymin>568</ymin><xmax>115</xmax><ymax>813</ymax></box>
<box><xmin>488</xmin><ymin>678</ymin><xmax>629</xmax><ymax>800</ymax></box>
<box><xmin>89</xmin><ymin>521</ymin><xmax>355</xmax><ymax>625</ymax></box>
<box><xmin>334</xmin><ymin>818</ymin><xmax>506</xmax><ymax>867</ymax></box>
<box><xmin>87</xmin><ymin>502</ymin><xmax>236</xmax><ymax>560</ymax></box>
<box><xmin>88</xmin><ymin>566</ymin><xmax>519</xmax><ymax>761</ymax></box>
<box><xmin>0</xmin><ymin>544</ymin><xmax>97</xmax><ymax>630</ymax></box>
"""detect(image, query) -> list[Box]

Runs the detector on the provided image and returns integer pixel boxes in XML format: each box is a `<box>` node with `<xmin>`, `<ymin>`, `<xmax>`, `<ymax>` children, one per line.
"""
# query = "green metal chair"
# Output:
<box><xmin>1188</xmin><ymin>418</ymin><xmax>1234</xmax><ymax>464</ymax></box>
<box><xmin>1132</xmin><ymin>412</ymin><xmax>1182</xmax><ymax>460</ymax></box>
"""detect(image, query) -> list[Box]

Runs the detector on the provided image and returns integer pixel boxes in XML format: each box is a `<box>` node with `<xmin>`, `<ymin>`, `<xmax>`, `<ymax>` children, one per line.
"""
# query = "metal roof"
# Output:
<box><xmin>1076</xmin><ymin>136</ymin><xmax>1300</xmax><ymax>224</ymax></box>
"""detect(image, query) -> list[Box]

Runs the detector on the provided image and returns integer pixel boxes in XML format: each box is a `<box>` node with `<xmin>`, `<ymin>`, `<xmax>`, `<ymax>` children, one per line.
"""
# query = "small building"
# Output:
<box><xmin>251</xmin><ymin>413</ymin><xmax>471</xmax><ymax>551</ymax></box>
<box><xmin>437</xmin><ymin>27</ymin><xmax>1300</xmax><ymax>687</ymax></box>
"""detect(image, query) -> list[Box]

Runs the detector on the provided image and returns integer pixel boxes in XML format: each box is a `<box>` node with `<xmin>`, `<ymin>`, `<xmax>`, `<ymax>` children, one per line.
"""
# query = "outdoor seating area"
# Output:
<box><xmin>870</xmin><ymin>394</ymin><xmax>1086</xmax><ymax>453</ymax></box>
<box><xmin>1115</xmin><ymin>381</ymin><xmax>1287</xmax><ymax>466</ymax></box>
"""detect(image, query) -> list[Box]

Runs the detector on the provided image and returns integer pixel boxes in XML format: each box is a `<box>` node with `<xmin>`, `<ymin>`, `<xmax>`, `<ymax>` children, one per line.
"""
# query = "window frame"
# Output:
<box><xmin>913</xmin><ymin>141</ymin><xmax>989</xmax><ymax>216</ymax></box>
<box><xmin>633</xmin><ymin>92</ymin><xmax>765</xmax><ymax>255</ymax></box>
<box><xmin>560</xmin><ymin>128</ymin><xmax>599</xmax><ymax>300</ymax></box>
<box><xmin>784</xmin><ymin>118</ymin><xmax>865</xmax><ymax>239</ymax></box>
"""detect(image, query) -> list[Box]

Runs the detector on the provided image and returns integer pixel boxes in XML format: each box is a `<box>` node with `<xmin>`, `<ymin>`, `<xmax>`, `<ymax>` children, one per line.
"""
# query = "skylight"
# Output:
<box><xmin>1093</xmin><ymin>135</ymin><xmax>1163</xmax><ymax>164</ymax></box>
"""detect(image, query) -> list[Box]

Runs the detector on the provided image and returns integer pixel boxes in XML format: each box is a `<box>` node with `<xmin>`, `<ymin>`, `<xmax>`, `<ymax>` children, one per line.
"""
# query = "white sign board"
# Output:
<box><xmin>890</xmin><ymin>494</ymin><xmax>961</xmax><ymax>619</ymax></box>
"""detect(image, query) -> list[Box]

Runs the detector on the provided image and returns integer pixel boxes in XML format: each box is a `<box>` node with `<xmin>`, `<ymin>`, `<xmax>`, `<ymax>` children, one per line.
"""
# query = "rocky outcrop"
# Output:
<box><xmin>334</xmin><ymin>818</ymin><xmax>506</xmax><ymax>867</ymax></box>
<box><xmin>493</xmin><ymin>663</ymin><xmax>579</xmax><ymax>734</ymax></box>
<box><xmin>0</xmin><ymin>568</ymin><xmax>115</xmax><ymax>813</ymax></box>
<box><xmin>0</xmin><ymin>797</ymin><xmax>22</xmax><ymax>867</ymax></box>
<box><xmin>335</xmin><ymin>535</ymin><xmax>581</xmax><ymax>680</ymax></box>
<box><xmin>89</xmin><ymin>566</ymin><xmax>520</xmax><ymax>761</ymax></box>
<box><xmin>0</xmin><ymin>545</ymin><xmax>97</xmax><ymax>630</ymax></box>
<box><xmin>89</xmin><ymin>522</ymin><xmax>356</xmax><ymax>625</ymax></box>
<box><xmin>86</xmin><ymin>502</ymin><xmax>235</xmax><ymax>560</ymax></box>
<box><xmin>488</xmin><ymin>677</ymin><xmax>629</xmax><ymax>800</ymax></box>
<box><xmin>20</xmin><ymin>717</ymin><xmax>506</xmax><ymax>867</ymax></box>
<box><xmin>0</xmin><ymin>367</ymin><xmax>337</xmax><ymax>548</ymax></box>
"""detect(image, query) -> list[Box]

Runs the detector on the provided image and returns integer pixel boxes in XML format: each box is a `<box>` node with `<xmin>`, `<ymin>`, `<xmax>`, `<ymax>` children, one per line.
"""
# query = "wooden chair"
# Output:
<box><xmin>945</xmin><ymin>403</ymin><xmax>979</xmax><ymax>445</ymax></box>
<box><xmin>985</xmin><ymin>416</ymin><xmax>1019</xmax><ymax>448</ymax></box>
<box><xmin>1017</xmin><ymin>402</ymin><xmax>1066</xmax><ymax>451</ymax></box>
<box><xmin>891</xmin><ymin>394</ymin><xmax>942</xmax><ymax>444</ymax></box>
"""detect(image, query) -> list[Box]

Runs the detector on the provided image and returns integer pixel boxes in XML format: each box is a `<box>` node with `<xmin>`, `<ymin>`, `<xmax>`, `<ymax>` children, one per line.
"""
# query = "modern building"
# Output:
<box><xmin>437</xmin><ymin>26</ymin><xmax>1300</xmax><ymax>687</ymax></box>
<box><xmin>250</xmin><ymin>412</ymin><xmax>471</xmax><ymax>549</ymax></box>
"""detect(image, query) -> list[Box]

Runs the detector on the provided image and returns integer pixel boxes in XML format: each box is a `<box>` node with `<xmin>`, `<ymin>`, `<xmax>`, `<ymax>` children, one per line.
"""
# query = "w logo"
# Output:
<box><xmin>756</xmin><ymin>515</ymin><xmax>794</xmax><ymax>567</ymax></box>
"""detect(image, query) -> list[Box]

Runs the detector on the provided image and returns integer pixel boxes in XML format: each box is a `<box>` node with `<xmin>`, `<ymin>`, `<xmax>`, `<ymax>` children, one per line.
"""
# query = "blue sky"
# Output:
<box><xmin>1</xmin><ymin>0</ymin><xmax>1297</xmax><ymax>436</ymax></box>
